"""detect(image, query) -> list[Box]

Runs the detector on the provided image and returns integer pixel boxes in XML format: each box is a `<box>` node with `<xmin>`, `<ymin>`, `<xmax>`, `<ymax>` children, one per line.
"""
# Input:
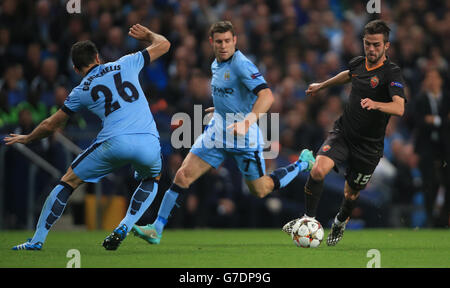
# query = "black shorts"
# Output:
<box><xmin>317</xmin><ymin>129</ymin><xmax>382</xmax><ymax>191</ymax></box>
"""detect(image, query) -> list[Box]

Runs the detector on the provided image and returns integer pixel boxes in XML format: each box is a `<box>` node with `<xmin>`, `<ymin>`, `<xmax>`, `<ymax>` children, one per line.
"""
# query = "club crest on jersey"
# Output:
<box><xmin>224</xmin><ymin>71</ymin><xmax>230</xmax><ymax>81</ymax></box>
<box><xmin>322</xmin><ymin>145</ymin><xmax>331</xmax><ymax>152</ymax></box>
<box><xmin>370</xmin><ymin>76</ymin><xmax>379</xmax><ymax>88</ymax></box>
<box><xmin>251</xmin><ymin>72</ymin><xmax>262</xmax><ymax>79</ymax></box>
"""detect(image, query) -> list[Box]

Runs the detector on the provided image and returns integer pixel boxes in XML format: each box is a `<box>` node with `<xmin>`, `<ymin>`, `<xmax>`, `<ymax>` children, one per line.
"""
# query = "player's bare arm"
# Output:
<box><xmin>128</xmin><ymin>24</ymin><xmax>170</xmax><ymax>62</ymax></box>
<box><xmin>4</xmin><ymin>109</ymin><xmax>69</xmax><ymax>145</ymax></box>
<box><xmin>360</xmin><ymin>95</ymin><xmax>405</xmax><ymax>116</ymax></box>
<box><xmin>306</xmin><ymin>70</ymin><xmax>351</xmax><ymax>96</ymax></box>
<box><xmin>227</xmin><ymin>88</ymin><xmax>274</xmax><ymax>136</ymax></box>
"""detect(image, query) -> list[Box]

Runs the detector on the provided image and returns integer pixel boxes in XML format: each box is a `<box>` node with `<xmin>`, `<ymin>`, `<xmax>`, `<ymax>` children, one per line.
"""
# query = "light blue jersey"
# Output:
<box><xmin>206</xmin><ymin>49</ymin><xmax>267</xmax><ymax>150</ymax></box>
<box><xmin>191</xmin><ymin>50</ymin><xmax>269</xmax><ymax>180</ymax></box>
<box><xmin>63</xmin><ymin>50</ymin><xmax>159</xmax><ymax>142</ymax></box>
<box><xmin>62</xmin><ymin>50</ymin><xmax>162</xmax><ymax>182</ymax></box>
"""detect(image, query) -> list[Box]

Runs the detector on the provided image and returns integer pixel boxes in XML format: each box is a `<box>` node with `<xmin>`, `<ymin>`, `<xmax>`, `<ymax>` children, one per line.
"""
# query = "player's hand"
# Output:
<box><xmin>205</xmin><ymin>107</ymin><xmax>215</xmax><ymax>116</ymax></box>
<box><xmin>305</xmin><ymin>83</ymin><xmax>322</xmax><ymax>96</ymax></box>
<box><xmin>360</xmin><ymin>98</ymin><xmax>379</xmax><ymax>111</ymax></box>
<box><xmin>3</xmin><ymin>134</ymin><xmax>29</xmax><ymax>145</ymax></box>
<box><xmin>227</xmin><ymin>120</ymin><xmax>251</xmax><ymax>137</ymax></box>
<box><xmin>128</xmin><ymin>24</ymin><xmax>152</xmax><ymax>42</ymax></box>
<box><xmin>204</xmin><ymin>107</ymin><xmax>215</xmax><ymax>123</ymax></box>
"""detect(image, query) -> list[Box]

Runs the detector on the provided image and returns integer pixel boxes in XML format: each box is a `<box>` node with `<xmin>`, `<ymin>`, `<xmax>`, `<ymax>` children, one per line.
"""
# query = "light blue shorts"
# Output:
<box><xmin>71</xmin><ymin>134</ymin><xmax>162</xmax><ymax>183</ymax></box>
<box><xmin>190</xmin><ymin>133</ymin><xmax>265</xmax><ymax>181</ymax></box>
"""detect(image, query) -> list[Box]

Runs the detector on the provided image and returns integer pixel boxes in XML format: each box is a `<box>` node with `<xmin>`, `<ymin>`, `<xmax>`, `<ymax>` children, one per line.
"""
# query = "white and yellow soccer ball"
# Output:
<box><xmin>291</xmin><ymin>217</ymin><xmax>324</xmax><ymax>248</ymax></box>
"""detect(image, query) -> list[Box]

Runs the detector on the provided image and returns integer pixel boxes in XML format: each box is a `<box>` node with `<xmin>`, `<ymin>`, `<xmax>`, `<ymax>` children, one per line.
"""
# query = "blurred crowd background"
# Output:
<box><xmin>1</xmin><ymin>0</ymin><xmax>449</xmax><ymax>231</ymax></box>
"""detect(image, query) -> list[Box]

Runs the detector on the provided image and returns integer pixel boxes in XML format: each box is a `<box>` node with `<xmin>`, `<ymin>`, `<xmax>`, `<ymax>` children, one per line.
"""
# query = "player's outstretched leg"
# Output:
<box><xmin>12</xmin><ymin>182</ymin><xmax>74</xmax><ymax>251</ymax></box>
<box><xmin>298</xmin><ymin>149</ymin><xmax>315</xmax><ymax>171</ymax></box>
<box><xmin>303</xmin><ymin>155</ymin><xmax>335</xmax><ymax>219</ymax></box>
<box><xmin>132</xmin><ymin>153</ymin><xmax>211</xmax><ymax>245</ymax></box>
<box><xmin>269</xmin><ymin>149</ymin><xmax>315</xmax><ymax>191</ymax></box>
<box><xmin>131</xmin><ymin>223</ymin><xmax>161</xmax><ymax>244</ymax></box>
<box><xmin>103</xmin><ymin>178</ymin><xmax>159</xmax><ymax>250</ymax></box>
<box><xmin>103</xmin><ymin>224</ymin><xmax>128</xmax><ymax>250</ymax></box>
<box><xmin>282</xmin><ymin>214</ymin><xmax>316</xmax><ymax>235</ymax></box>
<box><xmin>12</xmin><ymin>238</ymin><xmax>43</xmax><ymax>251</ymax></box>
<box><xmin>326</xmin><ymin>218</ymin><xmax>348</xmax><ymax>246</ymax></box>
<box><xmin>132</xmin><ymin>183</ymin><xmax>185</xmax><ymax>245</ymax></box>
<box><xmin>326</xmin><ymin>181</ymin><xmax>359</xmax><ymax>246</ymax></box>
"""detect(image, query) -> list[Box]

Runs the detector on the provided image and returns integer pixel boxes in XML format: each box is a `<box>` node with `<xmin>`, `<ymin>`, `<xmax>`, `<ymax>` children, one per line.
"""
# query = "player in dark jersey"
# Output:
<box><xmin>282</xmin><ymin>20</ymin><xmax>406</xmax><ymax>246</ymax></box>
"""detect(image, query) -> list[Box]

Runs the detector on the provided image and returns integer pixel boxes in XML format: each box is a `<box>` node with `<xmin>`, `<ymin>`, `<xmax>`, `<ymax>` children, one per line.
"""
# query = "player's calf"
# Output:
<box><xmin>246</xmin><ymin>176</ymin><xmax>274</xmax><ymax>198</ymax></box>
<box><xmin>61</xmin><ymin>167</ymin><xmax>84</xmax><ymax>189</ymax></box>
<box><xmin>173</xmin><ymin>167</ymin><xmax>194</xmax><ymax>189</ymax></box>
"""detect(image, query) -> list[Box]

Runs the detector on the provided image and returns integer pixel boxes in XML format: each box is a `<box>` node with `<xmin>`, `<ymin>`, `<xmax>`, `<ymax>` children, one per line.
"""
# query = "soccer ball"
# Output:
<box><xmin>291</xmin><ymin>217</ymin><xmax>324</xmax><ymax>248</ymax></box>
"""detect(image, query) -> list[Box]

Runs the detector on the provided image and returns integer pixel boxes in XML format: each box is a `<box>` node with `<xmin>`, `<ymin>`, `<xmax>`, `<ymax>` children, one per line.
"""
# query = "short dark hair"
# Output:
<box><xmin>363</xmin><ymin>20</ymin><xmax>391</xmax><ymax>43</ymax></box>
<box><xmin>209</xmin><ymin>21</ymin><xmax>235</xmax><ymax>38</ymax></box>
<box><xmin>70</xmin><ymin>40</ymin><xmax>98</xmax><ymax>70</ymax></box>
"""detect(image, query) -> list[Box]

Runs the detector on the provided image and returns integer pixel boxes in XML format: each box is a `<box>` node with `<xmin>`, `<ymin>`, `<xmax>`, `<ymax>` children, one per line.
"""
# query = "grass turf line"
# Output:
<box><xmin>0</xmin><ymin>229</ymin><xmax>449</xmax><ymax>268</ymax></box>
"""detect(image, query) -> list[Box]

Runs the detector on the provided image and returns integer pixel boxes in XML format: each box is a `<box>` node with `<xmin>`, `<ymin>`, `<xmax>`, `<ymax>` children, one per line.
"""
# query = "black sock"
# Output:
<box><xmin>336</xmin><ymin>197</ymin><xmax>357</xmax><ymax>223</ymax></box>
<box><xmin>304</xmin><ymin>175</ymin><xmax>324</xmax><ymax>217</ymax></box>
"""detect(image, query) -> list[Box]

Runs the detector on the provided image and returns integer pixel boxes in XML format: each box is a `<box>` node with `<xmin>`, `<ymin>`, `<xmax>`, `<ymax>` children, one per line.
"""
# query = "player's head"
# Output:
<box><xmin>363</xmin><ymin>20</ymin><xmax>391</xmax><ymax>64</ymax></box>
<box><xmin>209</xmin><ymin>21</ymin><xmax>237</xmax><ymax>62</ymax></box>
<box><xmin>71</xmin><ymin>40</ymin><xmax>100</xmax><ymax>75</ymax></box>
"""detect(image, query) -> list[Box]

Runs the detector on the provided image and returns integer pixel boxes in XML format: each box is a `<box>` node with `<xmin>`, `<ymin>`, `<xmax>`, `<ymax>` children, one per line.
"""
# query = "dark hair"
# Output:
<box><xmin>70</xmin><ymin>40</ymin><xmax>98</xmax><ymax>70</ymax></box>
<box><xmin>209</xmin><ymin>21</ymin><xmax>235</xmax><ymax>38</ymax></box>
<box><xmin>363</xmin><ymin>20</ymin><xmax>391</xmax><ymax>43</ymax></box>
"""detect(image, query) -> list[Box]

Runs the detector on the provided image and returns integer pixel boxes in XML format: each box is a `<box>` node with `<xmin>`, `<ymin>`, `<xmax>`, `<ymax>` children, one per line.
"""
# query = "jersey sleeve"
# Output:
<box><xmin>233</xmin><ymin>58</ymin><xmax>268</xmax><ymax>95</ymax></box>
<box><xmin>62</xmin><ymin>88</ymin><xmax>83</xmax><ymax>116</ymax></box>
<box><xmin>348</xmin><ymin>56</ymin><xmax>364</xmax><ymax>78</ymax></box>
<box><xmin>117</xmin><ymin>49</ymin><xmax>151</xmax><ymax>72</ymax></box>
<box><xmin>387</xmin><ymin>65</ymin><xmax>406</xmax><ymax>100</ymax></box>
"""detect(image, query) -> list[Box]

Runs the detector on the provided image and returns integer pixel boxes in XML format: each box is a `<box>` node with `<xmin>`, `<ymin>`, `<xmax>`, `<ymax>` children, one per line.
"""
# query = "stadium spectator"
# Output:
<box><xmin>2</xmin><ymin>0</ymin><xmax>450</xmax><ymax>230</ymax></box>
<box><xmin>30</xmin><ymin>57</ymin><xmax>69</xmax><ymax>107</ymax></box>
<box><xmin>413</xmin><ymin>68</ymin><xmax>450</xmax><ymax>227</ymax></box>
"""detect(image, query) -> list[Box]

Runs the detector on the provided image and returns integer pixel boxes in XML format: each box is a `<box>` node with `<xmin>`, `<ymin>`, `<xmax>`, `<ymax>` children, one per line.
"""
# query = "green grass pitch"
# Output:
<box><xmin>0</xmin><ymin>229</ymin><xmax>449</xmax><ymax>268</ymax></box>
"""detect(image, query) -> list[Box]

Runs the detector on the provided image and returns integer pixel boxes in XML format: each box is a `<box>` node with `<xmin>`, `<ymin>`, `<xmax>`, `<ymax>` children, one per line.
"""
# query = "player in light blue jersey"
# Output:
<box><xmin>5</xmin><ymin>24</ymin><xmax>170</xmax><ymax>251</ymax></box>
<box><xmin>132</xmin><ymin>21</ymin><xmax>315</xmax><ymax>245</ymax></box>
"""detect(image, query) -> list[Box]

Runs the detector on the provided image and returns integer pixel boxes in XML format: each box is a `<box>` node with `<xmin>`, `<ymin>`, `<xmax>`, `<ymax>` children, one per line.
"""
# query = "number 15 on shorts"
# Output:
<box><xmin>354</xmin><ymin>173</ymin><xmax>372</xmax><ymax>185</ymax></box>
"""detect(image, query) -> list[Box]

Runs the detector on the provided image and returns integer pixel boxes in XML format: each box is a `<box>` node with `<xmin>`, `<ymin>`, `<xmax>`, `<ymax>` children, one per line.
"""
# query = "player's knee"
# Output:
<box><xmin>61</xmin><ymin>168</ymin><xmax>83</xmax><ymax>190</ymax></box>
<box><xmin>252</xmin><ymin>188</ymin><xmax>269</xmax><ymax>199</ymax></box>
<box><xmin>254</xmin><ymin>188</ymin><xmax>270</xmax><ymax>198</ymax></box>
<box><xmin>344</xmin><ymin>189</ymin><xmax>360</xmax><ymax>201</ymax></box>
<box><xmin>249</xmin><ymin>181</ymin><xmax>272</xmax><ymax>198</ymax></box>
<box><xmin>310</xmin><ymin>165</ymin><xmax>327</xmax><ymax>181</ymax></box>
<box><xmin>173</xmin><ymin>168</ymin><xmax>192</xmax><ymax>189</ymax></box>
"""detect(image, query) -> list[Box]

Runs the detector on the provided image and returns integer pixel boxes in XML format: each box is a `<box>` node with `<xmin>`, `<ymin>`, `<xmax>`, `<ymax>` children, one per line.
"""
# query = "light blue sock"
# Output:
<box><xmin>119</xmin><ymin>179</ymin><xmax>158</xmax><ymax>232</ymax></box>
<box><xmin>153</xmin><ymin>185</ymin><xmax>184</xmax><ymax>235</ymax></box>
<box><xmin>270</xmin><ymin>162</ymin><xmax>307</xmax><ymax>190</ymax></box>
<box><xmin>31</xmin><ymin>182</ymin><xmax>73</xmax><ymax>244</ymax></box>
<box><xmin>154</xmin><ymin>216</ymin><xmax>168</xmax><ymax>235</ymax></box>
<box><xmin>297</xmin><ymin>161</ymin><xmax>308</xmax><ymax>172</ymax></box>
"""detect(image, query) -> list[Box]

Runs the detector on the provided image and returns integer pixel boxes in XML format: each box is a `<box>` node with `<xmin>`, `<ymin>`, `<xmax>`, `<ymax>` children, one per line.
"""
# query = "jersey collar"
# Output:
<box><xmin>365</xmin><ymin>56</ymin><xmax>389</xmax><ymax>71</ymax></box>
<box><xmin>85</xmin><ymin>64</ymin><xmax>99</xmax><ymax>76</ymax></box>
<box><xmin>218</xmin><ymin>49</ymin><xmax>238</xmax><ymax>64</ymax></box>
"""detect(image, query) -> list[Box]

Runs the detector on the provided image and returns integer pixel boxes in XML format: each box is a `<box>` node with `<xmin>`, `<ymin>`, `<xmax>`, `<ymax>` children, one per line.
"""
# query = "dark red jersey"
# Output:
<box><xmin>336</xmin><ymin>56</ymin><xmax>406</xmax><ymax>146</ymax></box>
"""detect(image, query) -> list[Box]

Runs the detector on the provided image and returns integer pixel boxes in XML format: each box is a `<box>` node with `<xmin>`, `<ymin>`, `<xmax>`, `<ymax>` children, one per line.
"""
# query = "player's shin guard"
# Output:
<box><xmin>153</xmin><ymin>183</ymin><xmax>187</xmax><ymax>235</ymax></box>
<box><xmin>336</xmin><ymin>197</ymin><xmax>357</xmax><ymax>223</ymax></box>
<box><xmin>269</xmin><ymin>163</ymin><xmax>301</xmax><ymax>190</ymax></box>
<box><xmin>31</xmin><ymin>182</ymin><xmax>74</xmax><ymax>244</ymax></box>
<box><xmin>119</xmin><ymin>178</ymin><xmax>158</xmax><ymax>232</ymax></box>
<box><xmin>304</xmin><ymin>175</ymin><xmax>324</xmax><ymax>218</ymax></box>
